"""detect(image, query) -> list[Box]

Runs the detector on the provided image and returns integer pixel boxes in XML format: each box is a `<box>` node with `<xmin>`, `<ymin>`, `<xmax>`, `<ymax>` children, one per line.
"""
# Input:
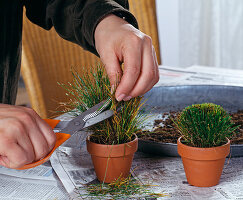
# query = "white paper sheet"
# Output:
<box><xmin>0</xmin><ymin>163</ymin><xmax>69</xmax><ymax>200</ymax></box>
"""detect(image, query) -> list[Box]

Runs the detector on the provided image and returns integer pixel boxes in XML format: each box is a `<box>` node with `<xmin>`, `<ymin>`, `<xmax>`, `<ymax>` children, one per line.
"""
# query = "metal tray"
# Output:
<box><xmin>139</xmin><ymin>85</ymin><xmax>243</xmax><ymax>157</ymax></box>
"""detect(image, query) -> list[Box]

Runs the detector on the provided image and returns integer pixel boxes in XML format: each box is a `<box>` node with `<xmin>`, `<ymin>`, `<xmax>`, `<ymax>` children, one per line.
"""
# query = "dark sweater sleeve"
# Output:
<box><xmin>24</xmin><ymin>0</ymin><xmax>138</xmax><ymax>56</ymax></box>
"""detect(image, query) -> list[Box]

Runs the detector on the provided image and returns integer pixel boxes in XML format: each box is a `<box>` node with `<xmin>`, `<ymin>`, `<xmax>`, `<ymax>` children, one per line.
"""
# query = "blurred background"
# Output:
<box><xmin>157</xmin><ymin>0</ymin><xmax>243</xmax><ymax>68</ymax></box>
<box><xmin>17</xmin><ymin>0</ymin><xmax>243</xmax><ymax>118</ymax></box>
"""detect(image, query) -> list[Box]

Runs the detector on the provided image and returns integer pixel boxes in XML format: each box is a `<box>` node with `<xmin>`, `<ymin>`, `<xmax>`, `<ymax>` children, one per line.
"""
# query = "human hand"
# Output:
<box><xmin>94</xmin><ymin>14</ymin><xmax>159</xmax><ymax>101</ymax></box>
<box><xmin>0</xmin><ymin>104</ymin><xmax>56</xmax><ymax>168</ymax></box>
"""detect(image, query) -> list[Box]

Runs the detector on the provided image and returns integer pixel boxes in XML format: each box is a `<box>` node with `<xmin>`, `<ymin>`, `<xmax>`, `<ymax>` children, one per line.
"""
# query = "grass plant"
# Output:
<box><xmin>174</xmin><ymin>103</ymin><xmax>239</xmax><ymax>148</ymax></box>
<box><xmin>58</xmin><ymin>65</ymin><xmax>146</xmax><ymax>145</ymax></box>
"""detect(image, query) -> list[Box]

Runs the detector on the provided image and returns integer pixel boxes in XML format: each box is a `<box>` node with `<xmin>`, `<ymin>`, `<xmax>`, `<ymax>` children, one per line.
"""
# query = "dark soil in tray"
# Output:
<box><xmin>230</xmin><ymin>111</ymin><xmax>243</xmax><ymax>144</ymax></box>
<box><xmin>137</xmin><ymin>110</ymin><xmax>243</xmax><ymax>145</ymax></box>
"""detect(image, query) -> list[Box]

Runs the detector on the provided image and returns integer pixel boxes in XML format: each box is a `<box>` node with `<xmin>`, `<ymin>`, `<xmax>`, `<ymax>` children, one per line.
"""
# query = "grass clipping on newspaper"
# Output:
<box><xmin>78</xmin><ymin>173</ymin><xmax>167</xmax><ymax>199</ymax></box>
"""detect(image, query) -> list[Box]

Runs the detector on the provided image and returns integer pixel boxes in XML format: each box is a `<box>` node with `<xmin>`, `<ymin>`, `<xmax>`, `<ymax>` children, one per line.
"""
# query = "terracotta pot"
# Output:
<box><xmin>86</xmin><ymin>135</ymin><xmax>138</xmax><ymax>183</ymax></box>
<box><xmin>177</xmin><ymin>137</ymin><xmax>230</xmax><ymax>187</ymax></box>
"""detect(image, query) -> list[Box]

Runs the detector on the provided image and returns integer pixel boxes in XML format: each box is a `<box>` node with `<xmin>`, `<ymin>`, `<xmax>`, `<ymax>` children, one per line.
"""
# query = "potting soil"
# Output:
<box><xmin>137</xmin><ymin>110</ymin><xmax>243</xmax><ymax>145</ymax></box>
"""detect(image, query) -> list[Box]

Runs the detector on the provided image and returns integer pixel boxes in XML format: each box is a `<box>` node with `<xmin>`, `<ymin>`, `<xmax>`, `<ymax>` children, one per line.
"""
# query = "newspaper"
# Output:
<box><xmin>50</xmin><ymin>145</ymin><xmax>94</xmax><ymax>199</ymax></box>
<box><xmin>0</xmin><ymin>163</ymin><xmax>69</xmax><ymax>200</ymax></box>
<box><xmin>50</xmin><ymin>132</ymin><xmax>243</xmax><ymax>200</ymax></box>
<box><xmin>132</xmin><ymin>155</ymin><xmax>243</xmax><ymax>200</ymax></box>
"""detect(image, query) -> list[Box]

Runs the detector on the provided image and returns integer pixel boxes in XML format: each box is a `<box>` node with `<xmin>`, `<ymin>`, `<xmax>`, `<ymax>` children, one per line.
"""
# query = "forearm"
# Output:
<box><xmin>24</xmin><ymin>0</ymin><xmax>138</xmax><ymax>56</ymax></box>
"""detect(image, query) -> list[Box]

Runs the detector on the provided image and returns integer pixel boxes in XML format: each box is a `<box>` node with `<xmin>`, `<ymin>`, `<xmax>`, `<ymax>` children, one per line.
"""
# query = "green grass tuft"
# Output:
<box><xmin>59</xmin><ymin>65</ymin><xmax>146</xmax><ymax>144</ymax></box>
<box><xmin>174</xmin><ymin>103</ymin><xmax>239</xmax><ymax>148</ymax></box>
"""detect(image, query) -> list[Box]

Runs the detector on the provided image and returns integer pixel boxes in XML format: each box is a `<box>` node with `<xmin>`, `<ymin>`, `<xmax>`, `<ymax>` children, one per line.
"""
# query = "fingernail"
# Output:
<box><xmin>116</xmin><ymin>94</ymin><xmax>126</xmax><ymax>101</ymax></box>
<box><xmin>123</xmin><ymin>96</ymin><xmax>132</xmax><ymax>101</ymax></box>
<box><xmin>111</xmin><ymin>85</ymin><xmax>115</xmax><ymax>94</ymax></box>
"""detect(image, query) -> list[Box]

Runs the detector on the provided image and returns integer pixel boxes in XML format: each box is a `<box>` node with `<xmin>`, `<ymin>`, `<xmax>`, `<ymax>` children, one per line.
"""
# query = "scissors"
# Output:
<box><xmin>17</xmin><ymin>98</ymin><xmax>114</xmax><ymax>170</ymax></box>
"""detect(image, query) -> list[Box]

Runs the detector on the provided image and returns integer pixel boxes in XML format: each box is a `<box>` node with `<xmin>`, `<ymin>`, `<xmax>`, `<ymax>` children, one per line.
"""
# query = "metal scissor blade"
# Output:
<box><xmin>55</xmin><ymin>110</ymin><xmax>115</xmax><ymax>131</ymax></box>
<box><xmin>59</xmin><ymin>100</ymin><xmax>108</xmax><ymax>135</ymax></box>
<box><xmin>84</xmin><ymin>106</ymin><xmax>121</xmax><ymax>128</ymax></box>
<box><xmin>83</xmin><ymin>109</ymin><xmax>114</xmax><ymax>128</ymax></box>
<box><xmin>54</xmin><ymin>121</ymin><xmax>70</xmax><ymax>129</ymax></box>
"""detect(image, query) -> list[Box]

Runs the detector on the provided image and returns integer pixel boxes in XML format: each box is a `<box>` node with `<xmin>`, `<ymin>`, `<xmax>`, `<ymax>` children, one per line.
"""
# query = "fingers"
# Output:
<box><xmin>20</xmin><ymin>116</ymin><xmax>50</xmax><ymax>161</ymax></box>
<box><xmin>152</xmin><ymin>46</ymin><xmax>160</xmax><ymax>87</ymax></box>
<box><xmin>0</xmin><ymin>142</ymin><xmax>27</xmax><ymax>168</ymax></box>
<box><xmin>94</xmin><ymin>14</ymin><xmax>159</xmax><ymax>101</ymax></box>
<box><xmin>37</xmin><ymin>119</ymin><xmax>56</xmax><ymax>151</ymax></box>
<box><xmin>0</xmin><ymin>118</ymin><xmax>34</xmax><ymax>168</ymax></box>
<box><xmin>102</xmin><ymin>51</ymin><xmax>123</xmax><ymax>89</ymax></box>
<box><xmin>115</xmin><ymin>35</ymin><xmax>142</xmax><ymax>101</ymax></box>
<box><xmin>23</xmin><ymin>107</ymin><xmax>56</xmax><ymax>152</ymax></box>
<box><xmin>0</xmin><ymin>109</ymin><xmax>50</xmax><ymax>160</ymax></box>
<box><xmin>0</xmin><ymin>105</ymin><xmax>56</xmax><ymax>168</ymax></box>
<box><xmin>133</xmin><ymin>45</ymin><xmax>159</xmax><ymax>96</ymax></box>
<box><xmin>115</xmin><ymin>35</ymin><xmax>159</xmax><ymax>100</ymax></box>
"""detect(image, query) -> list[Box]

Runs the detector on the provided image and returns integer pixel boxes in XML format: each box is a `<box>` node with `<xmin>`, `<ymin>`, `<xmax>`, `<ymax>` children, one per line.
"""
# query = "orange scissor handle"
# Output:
<box><xmin>16</xmin><ymin>119</ymin><xmax>71</xmax><ymax>170</ymax></box>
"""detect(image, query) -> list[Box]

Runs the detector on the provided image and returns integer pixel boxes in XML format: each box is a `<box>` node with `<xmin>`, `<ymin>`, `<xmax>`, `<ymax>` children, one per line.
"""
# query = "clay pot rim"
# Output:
<box><xmin>177</xmin><ymin>136</ymin><xmax>230</xmax><ymax>160</ymax></box>
<box><xmin>87</xmin><ymin>134</ymin><xmax>138</xmax><ymax>147</ymax></box>
<box><xmin>178</xmin><ymin>136</ymin><xmax>230</xmax><ymax>150</ymax></box>
<box><xmin>86</xmin><ymin>134</ymin><xmax>138</xmax><ymax>157</ymax></box>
